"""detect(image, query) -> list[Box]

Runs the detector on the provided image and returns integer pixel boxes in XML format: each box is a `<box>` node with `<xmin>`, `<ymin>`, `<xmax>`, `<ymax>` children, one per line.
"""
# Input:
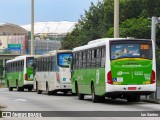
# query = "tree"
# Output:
<box><xmin>105</xmin><ymin>17</ymin><xmax>151</xmax><ymax>38</ymax></box>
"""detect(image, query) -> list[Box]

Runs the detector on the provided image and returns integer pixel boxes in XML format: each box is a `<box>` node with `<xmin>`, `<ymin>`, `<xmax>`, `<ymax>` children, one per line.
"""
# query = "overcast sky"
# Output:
<box><xmin>0</xmin><ymin>0</ymin><xmax>98</xmax><ymax>25</ymax></box>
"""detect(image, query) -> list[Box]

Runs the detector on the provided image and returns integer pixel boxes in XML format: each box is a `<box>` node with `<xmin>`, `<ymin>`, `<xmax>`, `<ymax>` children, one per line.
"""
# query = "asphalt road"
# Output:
<box><xmin>0</xmin><ymin>88</ymin><xmax>160</xmax><ymax>120</ymax></box>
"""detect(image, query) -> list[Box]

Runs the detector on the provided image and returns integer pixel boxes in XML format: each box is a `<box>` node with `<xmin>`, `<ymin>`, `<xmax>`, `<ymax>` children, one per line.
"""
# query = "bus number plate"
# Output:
<box><xmin>128</xmin><ymin>87</ymin><xmax>136</xmax><ymax>90</ymax></box>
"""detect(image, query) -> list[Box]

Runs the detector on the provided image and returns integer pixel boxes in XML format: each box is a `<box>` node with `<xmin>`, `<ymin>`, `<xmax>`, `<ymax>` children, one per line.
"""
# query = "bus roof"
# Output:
<box><xmin>73</xmin><ymin>38</ymin><xmax>152</xmax><ymax>52</ymax></box>
<box><xmin>6</xmin><ymin>55</ymin><xmax>34</xmax><ymax>63</ymax></box>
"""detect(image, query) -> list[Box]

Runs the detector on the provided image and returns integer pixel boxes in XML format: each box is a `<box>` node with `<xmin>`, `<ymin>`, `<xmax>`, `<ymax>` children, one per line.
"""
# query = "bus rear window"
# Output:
<box><xmin>110</xmin><ymin>41</ymin><xmax>152</xmax><ymax>60</ymax></box>
<box><xmin>57</xmin><ymin>53</ymin><xmax>72</xmax><ymax>67</ymax></box>
<box><xmin>26</xmin><ymin>57</ymin><xmax>34</xmax><ymax>68</ymax></box>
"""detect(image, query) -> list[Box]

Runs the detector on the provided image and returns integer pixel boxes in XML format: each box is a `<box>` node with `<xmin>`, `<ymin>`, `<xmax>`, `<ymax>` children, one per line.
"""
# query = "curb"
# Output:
<box><xmin>141</xmin><ymin>99</ymin><xmax>160</xmax><ymax>104</ymax></box>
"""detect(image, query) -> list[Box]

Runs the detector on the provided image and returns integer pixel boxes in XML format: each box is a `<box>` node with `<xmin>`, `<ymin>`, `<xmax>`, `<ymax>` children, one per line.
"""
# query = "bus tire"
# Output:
<box><xmin>37</xmin><ymin>90</ymin><xmax>42</xmax><ymax>94</ymax></box>
<box><xmin>28</xmin><ymin>87</ymin><xmax>32</xmax><ymax>92</ymax></box>
<box><xmin>91</xmin><ymin>84</ymin><xmax>99</xmax><ymax>103</ymax></box>
<box><xmin>77</xmin><ymin>85</ymin><xmax>84</xmax><ymax>100</ymax></box>
<box><xmin>9</xmin><ymin>87</ymin><xmax>13</xmax><ymax>91</ymax></box>
<box><xmin>16</xmin><ymin>81</ymin><xmax>23</xmax><ymax>91</ymax></box>
<box><xmin>78</xmin><ymin>93</ymin><xmax>84</xmax><ymax>100</ymax></box>
<box><xmin>99</xmin><ymin>96</ymin><xmax>105</xmax><ymax>103</ymax></box>
<box><xmin>52</xmin><ymin>91</ymin><xmax>57</xmax><ymax>95</ymax></box>
<box><xmin>46</xmin><ymin>83</ymin><xmax>52</xmax><ymax>95</ymax></box>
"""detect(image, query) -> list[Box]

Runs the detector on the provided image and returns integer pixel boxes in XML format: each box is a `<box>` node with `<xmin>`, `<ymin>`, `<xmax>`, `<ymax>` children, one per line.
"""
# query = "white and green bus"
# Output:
<box><xmin>34</xmin><ymin>50</ymin><xmax>72</xmax><ymax>95</ymax></box>
<box><xmin>71</xmin><ymin>38</ymin><xmax>156</xmax><ymax>102</ymax></box>
<box><xmin>5</xmin><ymin>55</ymin><xmax>35</xmax><ymax>91</ymax></box>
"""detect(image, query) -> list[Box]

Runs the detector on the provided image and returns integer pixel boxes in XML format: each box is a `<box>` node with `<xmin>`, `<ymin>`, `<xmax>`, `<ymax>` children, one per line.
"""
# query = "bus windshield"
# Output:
<box><xmin>26</xmin><ymin>57</ymin><xmax>34</xmax><ymax>68</ymax></box>
<box><xmin>57</xmin><ymin>53</ymin><xmax>72</xmax><ymax>67</ymax></box>
<box><xmin>111</xmin><ymin>41</ymin><xmax>152</xmax><ymax>60</ymax></box>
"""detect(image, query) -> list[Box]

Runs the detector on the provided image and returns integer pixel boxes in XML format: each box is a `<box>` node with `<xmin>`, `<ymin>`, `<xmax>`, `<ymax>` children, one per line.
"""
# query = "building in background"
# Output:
<box><xmin>0</xmin><ymin>23</ymin><xmax>28</xmax><ymax>54</ymax></box>
<box><xmin>21</xmin><ymin>21</ymin><xmax>77</xmax><ymax>41</ymax></box>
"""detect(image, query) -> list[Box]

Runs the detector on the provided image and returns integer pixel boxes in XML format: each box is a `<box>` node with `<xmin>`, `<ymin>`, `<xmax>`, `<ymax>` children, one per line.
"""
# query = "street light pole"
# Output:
<box><xmin>31</xmin><ymin>0</ymin><xmax>35</xmax><ymax>55</ymax></box>
<box><xmin>114</xmin><ymin>0</ymin><xmax>119</xmax><ymax>38</ymax></box>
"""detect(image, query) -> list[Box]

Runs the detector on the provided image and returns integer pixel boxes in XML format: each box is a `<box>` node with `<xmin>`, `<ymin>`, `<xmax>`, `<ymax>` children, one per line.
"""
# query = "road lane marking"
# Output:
<box><xmin>14</xmin><ymin>99</ymin><xmax>27</xmax><ymax>102</ymax></box>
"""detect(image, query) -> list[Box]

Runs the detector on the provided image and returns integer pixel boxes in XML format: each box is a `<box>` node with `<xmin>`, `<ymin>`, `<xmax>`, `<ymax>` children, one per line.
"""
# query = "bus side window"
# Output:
<box><xmin>16</xmin><ymin>62</ymin><xmax>18</xmax><ymax>72</ymax></box>
<box><xmin>17</xmin><ymin>61</ymin><xmax>19</xmax><ymax>72</ymax></box>
<box><xmin>13</xmin><ymin>63</ymin><xmax>15</xmax><ymax>72</ymax></box>
<box><xmin>82</xmin><ymin>52</ymin><xmax>86</xmax><ymax>68</ymax></box>
<box><xmin>96</xmin><ymin>48</ymin><xmax>101</xmax><ymax>68</ymax></box>
<box><xmin>22</xmin><ymin>61</ymin><xmax>24</xmax><ymax>71</ymax></box>
<box><xmin>76</xmin><ymin>53</ymin><xmax>79</xmax><ymax>69</ymax></box>
<box><xmin>86</xmin><ymin>50</ymin><xmax>90</xmax><ymax>68</ymax></box>
<box><xmin>52</xmin><ymin>57</ymin><xmax>54</xmax><ymax>71</ymax></box>
<box><xmin>101</xmin><ymin>47</ymin><xmax>106</xmax><ymax>68</ymax></box>
<box><xmin>91</xmin><ymin>49</ymin><xmax>96</xmax><ymax>68</ymax></box>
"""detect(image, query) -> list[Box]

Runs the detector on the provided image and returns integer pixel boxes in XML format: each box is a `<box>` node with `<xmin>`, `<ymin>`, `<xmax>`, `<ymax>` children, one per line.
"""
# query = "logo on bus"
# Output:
<box><xmin>134</xmin><ymin>71</ymin><xmax>143</xmax><ymax>76</ymax></box>
<box><xmin>117</xmin><ymin>71</ymin><xmax>130</xmax><ymax>76</ymax></box>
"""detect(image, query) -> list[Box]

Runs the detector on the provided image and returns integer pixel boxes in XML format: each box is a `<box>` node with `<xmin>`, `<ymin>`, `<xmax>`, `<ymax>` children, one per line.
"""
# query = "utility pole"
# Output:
<box><xmin>114</xmin><ymin>0</ymin><xmax>119</xmax><ymax>38</ymax></box>
<box><xmin>31</xmin><ymin>0</ymin><xmax>34</xmax><ymax>55</ymax></box>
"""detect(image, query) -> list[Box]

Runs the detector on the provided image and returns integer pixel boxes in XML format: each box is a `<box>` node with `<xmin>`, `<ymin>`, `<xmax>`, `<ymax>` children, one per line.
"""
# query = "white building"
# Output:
<box><xmin>21</xmin><ymin>21</ymin><xmax>77</xmax><ymax>40</ymax></box>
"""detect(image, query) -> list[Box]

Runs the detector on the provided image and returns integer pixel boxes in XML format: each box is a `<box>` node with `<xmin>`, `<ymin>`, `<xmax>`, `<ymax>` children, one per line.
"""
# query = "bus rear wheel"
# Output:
<box><xmin>91</xmin><ymin>84</ymin><xmax>99</xmax><ymax>103</ymax></box>
<box><xmin>16</xmin><ymin>81</ymin><xmax>24</xmax><ymax>91</ymax></box>
<box><xmin>28</xmin><ymin>87</ymin><xmax>33</xmax><ymax>92</ymax></box>
<box><xmin>9</xmin><ymin>87</ymin><xmax>13</xmax><ymax>91</ymax></box>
